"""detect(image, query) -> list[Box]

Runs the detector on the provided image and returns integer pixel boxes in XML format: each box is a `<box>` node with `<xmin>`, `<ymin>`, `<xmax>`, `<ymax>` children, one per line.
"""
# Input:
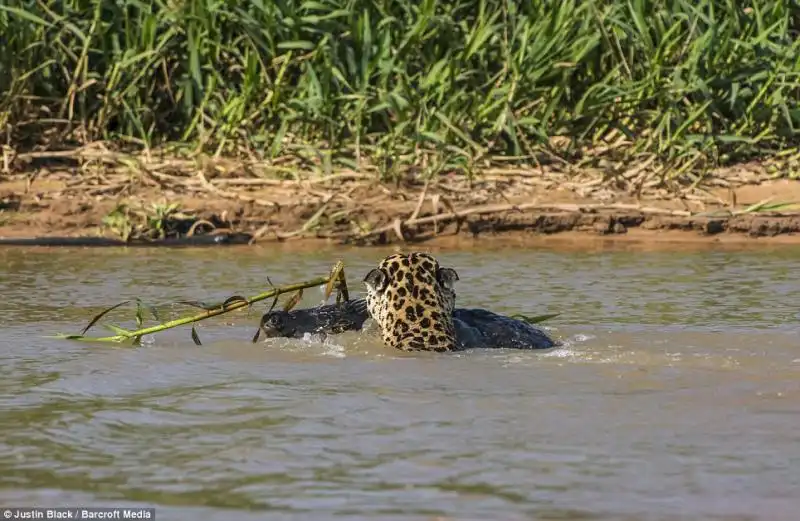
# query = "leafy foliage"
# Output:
<box><xmin>2</xmin><ymin>0</ymin><xmax>799</xmax><ymax>180</ymax></box>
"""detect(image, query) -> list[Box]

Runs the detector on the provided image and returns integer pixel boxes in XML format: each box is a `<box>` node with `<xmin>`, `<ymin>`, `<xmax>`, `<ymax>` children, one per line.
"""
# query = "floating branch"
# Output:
<box><xmin>53</xmin><ymin>260</ymin><xmax>348</xmax><ymax>345</ymax></box>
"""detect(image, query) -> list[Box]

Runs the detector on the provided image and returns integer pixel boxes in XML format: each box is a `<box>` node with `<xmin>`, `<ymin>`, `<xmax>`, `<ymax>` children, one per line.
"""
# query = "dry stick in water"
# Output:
<box><xmin>53</xmin><ymin>261</ymin><xmax>347</xmax><ymax>344</ymax></box>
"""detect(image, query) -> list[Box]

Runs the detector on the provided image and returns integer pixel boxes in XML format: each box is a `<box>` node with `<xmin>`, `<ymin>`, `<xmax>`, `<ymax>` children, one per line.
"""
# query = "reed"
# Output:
<box><xmin>2</xmin><ymin>0</ymin><xmax>799</xmax><ymax>181</ymax></box>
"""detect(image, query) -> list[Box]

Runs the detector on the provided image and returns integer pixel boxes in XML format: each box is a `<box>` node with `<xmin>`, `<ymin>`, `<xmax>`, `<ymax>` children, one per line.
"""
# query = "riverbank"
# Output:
<box><xmin>4</xmin><ymin>0</ymin><xmax>800</xmax><ymax>249</ymax></box>
<box><xmin>2</xmin><ymin>148</ymin><xmax>799</xmax><ymax>248</ymax></box>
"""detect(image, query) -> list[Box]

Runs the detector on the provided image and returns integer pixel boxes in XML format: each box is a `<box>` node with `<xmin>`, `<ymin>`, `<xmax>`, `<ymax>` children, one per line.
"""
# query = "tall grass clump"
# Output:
<box><xmin>1</xmin><ymin>0</ymin><xmax>799</xmax><ymax>181</ymax></box>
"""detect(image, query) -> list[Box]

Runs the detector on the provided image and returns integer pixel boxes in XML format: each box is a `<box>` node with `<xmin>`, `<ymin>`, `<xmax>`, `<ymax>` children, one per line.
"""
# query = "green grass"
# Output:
<box><xmin>2</xmin><ymin>0</ymin><xmax>800</xmax><ymax>182</ymax></box>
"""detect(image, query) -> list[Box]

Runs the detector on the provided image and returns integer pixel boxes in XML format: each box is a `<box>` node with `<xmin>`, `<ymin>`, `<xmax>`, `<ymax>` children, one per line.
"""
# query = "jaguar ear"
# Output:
<box><xmin>363</xmin><ymin>268</ymin><xmax>388</xmax><ymax>292</ymax></box>
<box><xmin>437</xmin><ymin>267</ymin><xmax>459</xmax><ymax>289</ymax></box>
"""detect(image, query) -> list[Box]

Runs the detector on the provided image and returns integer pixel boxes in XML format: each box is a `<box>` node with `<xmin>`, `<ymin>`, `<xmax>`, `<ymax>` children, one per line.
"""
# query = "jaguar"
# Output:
<box><xmin>259</xmin><ymin>252</ymin><xmax>558</xmax><ymax>352</ymax></box>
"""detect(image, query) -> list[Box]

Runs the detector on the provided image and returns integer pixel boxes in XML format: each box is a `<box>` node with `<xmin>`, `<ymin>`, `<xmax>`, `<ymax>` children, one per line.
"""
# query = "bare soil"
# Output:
<box><xmin>2</xmin><ymin>147</ymin><xmax>800</xmax><ymax>248</ymax></box>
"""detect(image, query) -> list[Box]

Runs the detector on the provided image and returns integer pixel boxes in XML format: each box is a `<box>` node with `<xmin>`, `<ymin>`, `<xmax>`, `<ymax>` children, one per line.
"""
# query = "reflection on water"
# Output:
<box><xmin>0</xmin><ymin>245</ymin><xmax>799</xmax><ymax>521</ymax></box>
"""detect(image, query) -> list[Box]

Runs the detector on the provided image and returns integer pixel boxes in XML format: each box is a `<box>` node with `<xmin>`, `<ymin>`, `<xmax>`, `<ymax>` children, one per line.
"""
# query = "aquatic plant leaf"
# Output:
<box><xmin>323</xmin><ymin>281</ymin><xmax>335</xmax><ymax>300</ymax></box>
<box><xmin>81</xmin><ymin>300</ymin><xmax>131</xmax><ymax>335</ymax></box>
<box><xmin>510</xmin><ymin>313</ymin><xmax>560</xmax><ymax>325</ymax></box>
<box><xmin>191</xmin><ymin>326</ymin><xmax>202</xmax><ymax>346</ymax></box>
<box><xmin>265</xmin><ymin>293</ymin><xmax>281</xmax><ymax>314</ymax></box>
<box><xmin>320</xmin><ymin>260</ymin><xmax>349</xmax><ymax>304</ymax></box>
<box><xmin>283</xmin><ymin>288</ymin><xmax>304</xmax><ymax>311</ymax></box>
<box><xmin>103</xmin><ymin>324</ymin><xmax>131</xmax><ymax>335</ymax></box>
<box><xmin>335</xmin><ymin>280</ymin><xmax>350</xmax><ymax>304</ymax></box>
<box><xmin>135</xmin><ymin>299</ymin><xmax>145</xmax><ymax>328</ymax></box>
<box><xmin>49</xmin><ymin>333</ymin><xmax>126</xmax><ymax>343</ymax></box>
<box><xmin>324</xmin><ymin>260</ymin><xmax>345</xmax><ymax>300</ymax></box>
<box><xmin>222</xmin><ymin>295</ymin><xmax>248</xmax><ymax>309</ymax></box>
<box><xmin>176</xmin><ymin>300</ymin><xmax>216</xmax><ymax>310</ymax></box>
<box><xmin>336</xmin><ymin>266</ymin><xmax>350</xmax><ymax>303</ymax></box>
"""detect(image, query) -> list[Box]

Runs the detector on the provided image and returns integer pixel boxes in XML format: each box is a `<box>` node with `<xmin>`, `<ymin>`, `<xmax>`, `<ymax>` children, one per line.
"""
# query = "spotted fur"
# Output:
<box><xmin>362</xmin><ymin>252</ymin><xmax>460</xmax><ymax>352</ymax></box>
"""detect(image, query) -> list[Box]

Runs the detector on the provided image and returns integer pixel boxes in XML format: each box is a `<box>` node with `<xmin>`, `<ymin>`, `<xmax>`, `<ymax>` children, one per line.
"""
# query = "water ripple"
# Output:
<box><xmin>0</xmin><ymin>246</ymin><xmax>798</xmax><ymax>520</ymax></box>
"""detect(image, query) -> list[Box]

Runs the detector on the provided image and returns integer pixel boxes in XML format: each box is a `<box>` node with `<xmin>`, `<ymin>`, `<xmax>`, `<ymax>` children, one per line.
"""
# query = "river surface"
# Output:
<box><xmin>0</xmin><ymin>244</ymin><xmax>798</xmax><ymax>521</ymax></box>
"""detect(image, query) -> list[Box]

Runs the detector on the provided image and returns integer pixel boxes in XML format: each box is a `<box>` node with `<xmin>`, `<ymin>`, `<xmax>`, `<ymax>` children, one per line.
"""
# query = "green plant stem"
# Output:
<box><xmin>53</xmin><ymin>274</ymin><xmax>338</xmax><ymax>344</ymax></box>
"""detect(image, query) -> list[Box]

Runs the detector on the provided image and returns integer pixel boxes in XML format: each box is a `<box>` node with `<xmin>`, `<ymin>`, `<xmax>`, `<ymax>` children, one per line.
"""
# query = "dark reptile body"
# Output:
<box><xmin>260</xmin><ymin>298</ymin><xmax>558</xmax><ymax>350</ymax></box>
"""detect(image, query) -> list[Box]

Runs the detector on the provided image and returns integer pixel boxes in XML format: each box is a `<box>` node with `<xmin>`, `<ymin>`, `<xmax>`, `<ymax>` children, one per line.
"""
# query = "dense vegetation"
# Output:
<box><xmin>1</xmin><ymin>0</ymin><xmax>799</xmax><ymax>179</ymax></box>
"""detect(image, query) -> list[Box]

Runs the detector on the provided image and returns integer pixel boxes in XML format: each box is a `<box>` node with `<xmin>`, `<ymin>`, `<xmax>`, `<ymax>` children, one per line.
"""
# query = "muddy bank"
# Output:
<box><xmin>3</xmin><ymin>205</ymin><xmax>799</xmax><ymax>248</ymax></box>
<box><xmin>2</xmin><ymin>153</ymin><xmax>800</xmax><ymax>247</ymax></box>
<box><xmin>363</xmin><ymin>208</ymin><xmax>800</xmax><ymax>244</ymax></box>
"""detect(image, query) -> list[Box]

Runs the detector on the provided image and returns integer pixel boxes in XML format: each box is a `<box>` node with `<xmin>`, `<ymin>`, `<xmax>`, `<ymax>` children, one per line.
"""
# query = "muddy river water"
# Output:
<box><xmin>0</xmin><ymin>243</ymin><xmax>798</xmax><ymax>521</ymax></box>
